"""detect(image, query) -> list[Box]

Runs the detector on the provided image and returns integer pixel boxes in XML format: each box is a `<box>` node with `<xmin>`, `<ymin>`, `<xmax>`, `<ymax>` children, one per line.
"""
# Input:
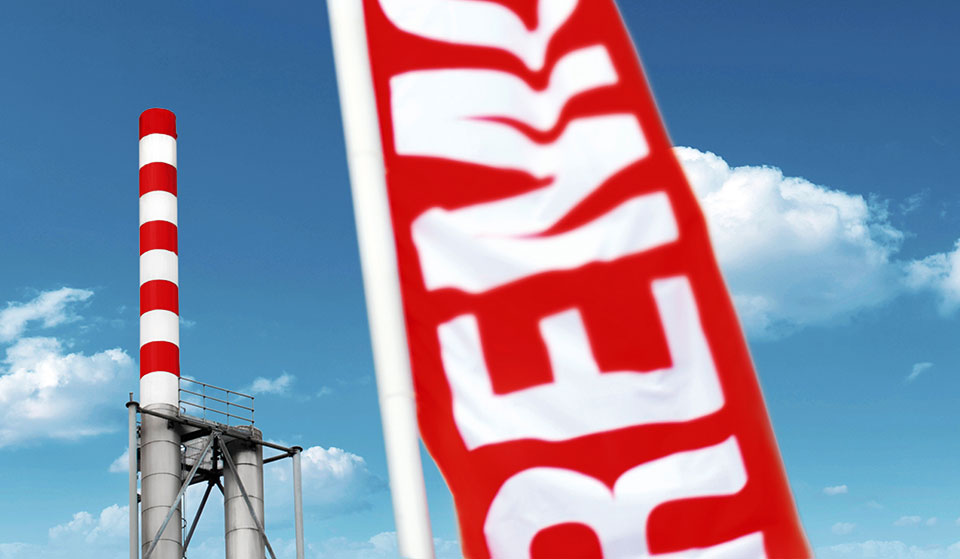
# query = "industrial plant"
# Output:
<box><xmin>130</xmin><ymin>108</ymin><xmax>305</xmax><ymax>559</ymax></box>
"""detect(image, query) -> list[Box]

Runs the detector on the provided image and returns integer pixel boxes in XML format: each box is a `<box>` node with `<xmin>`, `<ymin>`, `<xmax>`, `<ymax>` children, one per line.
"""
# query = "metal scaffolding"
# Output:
<box><xmin>127</xmin><ymin>379</ymin><xmax>305</xmax><ymax>559</ymax></box>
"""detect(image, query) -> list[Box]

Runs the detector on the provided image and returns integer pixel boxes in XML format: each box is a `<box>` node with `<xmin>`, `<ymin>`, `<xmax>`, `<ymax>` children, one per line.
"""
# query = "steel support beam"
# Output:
<box><xmin>183</xmin><ymin>479</ymin><xmax>216</xmax><ymax>554</ymax></box>
<box><xmin>128</xmin><ymin>396</ymin><xmax>139</xmax><ymax>559</ymax></box>
<box><xmin>292</xmin><ymin>446</ymin><xmax>305</xmax><ymax>559</ymax></box>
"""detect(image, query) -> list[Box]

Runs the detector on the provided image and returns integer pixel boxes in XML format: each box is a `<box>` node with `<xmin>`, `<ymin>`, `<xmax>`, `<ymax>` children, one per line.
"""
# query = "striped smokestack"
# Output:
<box><xmin>139</xmin><ymin>108</ymin><xmax>183</xmax><ymax>559</ymax></box>
<box><xmin>139</xmin><ymin>108</ymin><xmax>180</xmax><ymax>407</ymax></box>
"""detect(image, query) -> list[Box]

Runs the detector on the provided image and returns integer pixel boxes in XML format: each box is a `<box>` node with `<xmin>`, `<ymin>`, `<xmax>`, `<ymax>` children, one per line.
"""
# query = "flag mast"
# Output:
<box><xmin>326</xmin><ymin>2</ymin><xmax>435</xmax><ymax>558</ymax></box>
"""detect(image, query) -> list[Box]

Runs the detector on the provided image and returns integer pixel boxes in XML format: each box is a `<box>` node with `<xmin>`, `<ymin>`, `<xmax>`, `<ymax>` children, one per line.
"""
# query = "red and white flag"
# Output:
<box><xmin>330</xmin><ymin>1</ymin><xmax>810</xmax><ymax>557</ymax></box>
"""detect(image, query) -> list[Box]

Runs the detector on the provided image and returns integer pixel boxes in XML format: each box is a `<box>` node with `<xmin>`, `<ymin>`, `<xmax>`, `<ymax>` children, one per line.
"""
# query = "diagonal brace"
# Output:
<box><xmin>144</xmin><ymin>434</ymin><xmax>214</xmax><ymax>559</ymax></box>
<box><xmin>182</xmin><ymin>477</ymin><xmax>216</xmax><ymax>556</ymax></box>
<box><xmin>218</xmin><ymin>436</ymin><xmax>278</xmax><ymax>559</ymax></box>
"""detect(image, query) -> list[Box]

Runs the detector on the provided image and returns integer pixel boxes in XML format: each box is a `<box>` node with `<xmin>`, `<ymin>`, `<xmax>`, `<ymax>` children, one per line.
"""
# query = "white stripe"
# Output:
<box><xmin>414</xmin><ymin>192</ymin><xmax>678</xmax><ymax>293</ymax></box>
<box><xmin>139</xmin><ymin>309</ymin><xmax>180</xmax><ymax>348</ymax></box>
<box><xmin>485</xmin><ymin>437</ymin><xmax>748</xmax><ymax>557</ymax></box>
<box><xmin>391</xmin><ymin>46</ymin><xmax>616</xmax><ymax>136</ymax></box>
<box><xmin>139</xmin><ymin>133</ymin><xmax>177</xmax><ymax>169</ymax></box>
<box><xmin>378</xmin><ymin>0</ymin><xmax>577</xmax><ymax>72</ymax></box>
<box><xmin>140</xmin><ymin>250</ymin><xmax>178</xmax><ymax>286</ymax></box>
<box><xmin>440</xmin><ymin>276</ymin><xmax>721</xmax><ymax>449</ymax></box>
<box><xmin>139</xmin><ymin>190</ymin><xmax>178</xmax><ymax>226</ymax></box>
<box><xmin>653</xmin><ymin>532</ymin><xmax>765</xmax><ymax>559</ymax></box>
<box><xmin>140</xmin><ymin>371</ymin><xmax>179</xmax><ymax>408</ymax></box>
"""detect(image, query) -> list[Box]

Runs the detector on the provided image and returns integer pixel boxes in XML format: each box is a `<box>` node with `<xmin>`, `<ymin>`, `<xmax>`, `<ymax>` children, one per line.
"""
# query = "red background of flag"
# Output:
<box><xmin>359</xmin><ymin>1</ymin><xmax>809</xmax><ymax>556</ymax></box>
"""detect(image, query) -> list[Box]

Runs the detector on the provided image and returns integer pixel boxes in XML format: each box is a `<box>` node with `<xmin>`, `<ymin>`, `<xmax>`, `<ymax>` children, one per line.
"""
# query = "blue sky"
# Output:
<box><xmin>0</xmin><ymin>1</ymin><xmax>958</xmax><ymax>558</ymax></box>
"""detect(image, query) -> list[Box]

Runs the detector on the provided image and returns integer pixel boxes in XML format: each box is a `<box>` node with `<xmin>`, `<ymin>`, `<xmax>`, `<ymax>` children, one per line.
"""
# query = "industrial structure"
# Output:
<box><xmin>129</xmin><ymin>108</ymin><xmax>305</xmax><ymax>559</ymax></box>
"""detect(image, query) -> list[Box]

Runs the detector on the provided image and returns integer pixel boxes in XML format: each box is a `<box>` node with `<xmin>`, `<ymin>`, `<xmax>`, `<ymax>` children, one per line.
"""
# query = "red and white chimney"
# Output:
<box><xmin>138</xmin><ymin>108</ymin><xmax>184</xmax><ymax>558</ymax></box>
<box><xmin>139</xmin><ymin>108</ymin><xmax>180</xmax><ymax>408</ymax></box>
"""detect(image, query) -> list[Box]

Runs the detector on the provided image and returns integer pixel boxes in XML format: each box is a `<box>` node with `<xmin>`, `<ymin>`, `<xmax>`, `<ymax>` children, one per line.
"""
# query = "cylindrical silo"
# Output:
<box><xmin>224</xmin><ymin>427</ymin><xmax>266</xmax><ymax>559</ymax></box>
<box><xmin>139</xmin><ymin>108</ymin><xmax>183</xmax><ymax>559</ymax></box>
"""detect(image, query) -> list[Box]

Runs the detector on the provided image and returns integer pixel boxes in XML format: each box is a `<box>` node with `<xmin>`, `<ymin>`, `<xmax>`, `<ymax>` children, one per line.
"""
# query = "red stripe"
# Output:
<box><xmin>140</xmin><ymin>341</ymin><xmax>180</xmax><ymax>377</ymax></box>
<box><xmin>139</xmin><ymin>163</ymin><xmax>177</xmax><ymax>196</ymax></box>
<box><xmin>140</xmin><ymin>280</ymin><xmax>179</xmax><ymax>315</ymax></box>
<box><xmin>139</xmin><ymin>108</ymin><xmax>177</xmax><ymax>139</ymax></box>
<box><xmin>140</xmin><ymin>221</ymin><xmax>178</xmax><ymax>255</ymax></box>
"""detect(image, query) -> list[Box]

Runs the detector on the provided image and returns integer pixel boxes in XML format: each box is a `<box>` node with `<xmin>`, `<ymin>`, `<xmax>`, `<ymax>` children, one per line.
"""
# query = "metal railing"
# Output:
<box><xmin>178</xmin><ymin>377</ymin><xmax>255</xmax><ymax>427</ymax></box>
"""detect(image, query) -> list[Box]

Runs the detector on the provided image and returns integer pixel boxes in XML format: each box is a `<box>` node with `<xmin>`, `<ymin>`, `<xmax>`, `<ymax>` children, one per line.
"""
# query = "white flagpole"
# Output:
<box><xmin>326</xmin><ymin>1</ymin><xmax>435</xmax><ymax>558</ymax></box>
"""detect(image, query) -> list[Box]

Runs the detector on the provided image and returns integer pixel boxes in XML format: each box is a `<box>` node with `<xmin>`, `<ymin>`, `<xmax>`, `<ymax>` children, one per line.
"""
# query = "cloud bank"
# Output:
<box><xmin>267</xmin><ymin>445</ymin><xmax>386</xmax><ymax>518</ymax></box>
<box><xmin>0</xmin><ymin>505</ymin><xmax>129</xmax><ymax>559</ymax></box>
<box><xmin>677</xmin><ymin>147</ymin><xmax>960</xmax><ymax>340</ymax></box>
<box><xmin>0</xmin><ymin>289</ymin><xmax>134</xmax><ymax>448</ymax></box>
<box><xmin>677</xmin><ymin>147</ymin><xmax>904</xmax><ymax>339</ymax></box>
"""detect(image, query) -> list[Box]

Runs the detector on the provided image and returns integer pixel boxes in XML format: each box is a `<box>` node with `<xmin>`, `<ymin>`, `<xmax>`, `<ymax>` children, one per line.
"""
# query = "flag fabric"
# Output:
<box><xmin>353</xmin><ymin>1</ymin><xmax>809</xmax><ymax>556</ymax></box>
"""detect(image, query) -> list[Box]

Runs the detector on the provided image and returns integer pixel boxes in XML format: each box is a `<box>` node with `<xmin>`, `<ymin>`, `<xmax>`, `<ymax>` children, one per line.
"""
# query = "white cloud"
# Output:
<box><xmin>906</xmin><ymin>241</ymin><xmax>960</xmax><ymax>313</ymax></box>
<box><xmin>818</xmin><ymin>540</ymin><xmax>960</xmax><ymax>559</ymax></box>
<box><xmin>267</xmin><ymin>445</ymin><xmax>386</xmax><ymax>518</ymax></box>
<box><xmin>246</xmin><ymin>372</ymin><xmax>295</xmax><ymax>395</ymax></box>
<box><xmin>0</xmin><ymin>335</ymin><xmax>134</xmax><ymax>447</ymax></box>
<box><xmin>0</xmin><ymin>289</ymin><xmax>134</xmax><ymax>448</ymax></box>
<box><xmin>49</xmin><ymin>505</ymin><xmax>127</xmax><ymax>543</ymax></box>
<box><xmin>824</xmin><ymin>484</ymin><xmax>849</xmax><ymax>495</ymax></box>
<box><xmin>108</xmin><ymin>447</ymin><xmax>128</xmax><ymax>473</ymax></box>
<box><xmin>677</xmin><ymin>147</ymin><xmax>905</xmax><ymax>339</ymax></box>
<box><xmin>46</xmin><ymin>513</ymin><xmax>92</xmax><ymax>540</ymax></box>
<box><xmin>927</xmin><ymin>517</ymin><xmax>939</xmax><ymax>526</ymax></box>
<box><xmin>1</xmin><ymin>503</ymin><xmax>461</xmax><ymax>559</ymax></box>
<box><xmin>678</xmin><ymin>148</ymin><xmax>960</xmax><ymax>337</ymax></box>
<box><xmin>317</xmin><ymin>386</ymin><xmax>334</xmax><ymax>397</ymax></box>
<box><xmin>832</xmin><ymin>522</ymin><xmax>855</xmax><ymax>535</ymax></box>
<box><xmin>894</xmin><ymin>515</ymin><xmax>924</xmax><ymax>526</ymax></box>
<box><xmin>298</xmin><ymin>446</ymin><xmax>379</xmax><ymax>488</ymax></box>
<box><xmin>907</xmin><ymin>362</ymin><xmax>934</xmax><ymax>382</ymax></box>
<box><xmin>0</xmin><ymin>505</ymin><xmax>128</xmax><ymax>559</ymax></box>
<box><xmin>0</xmin><ymin>288</ymin><xmax>92</xmax><ymax>343</ymax></box>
